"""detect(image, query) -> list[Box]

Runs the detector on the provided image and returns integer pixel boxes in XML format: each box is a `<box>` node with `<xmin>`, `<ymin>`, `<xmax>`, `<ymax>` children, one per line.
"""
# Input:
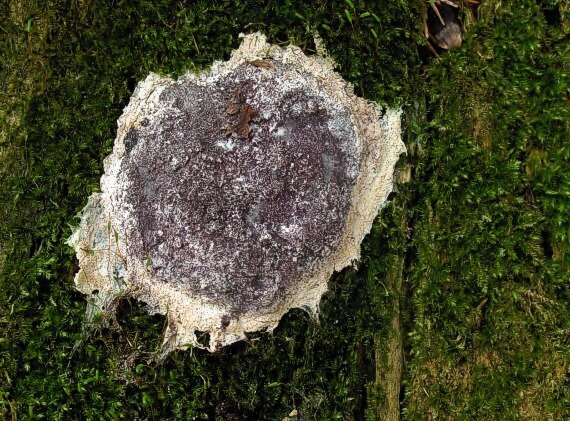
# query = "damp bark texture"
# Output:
<box><xmin>68</xmin><ymin>33</ymin><xmax>405</xmax><ymax>353</ymax></box>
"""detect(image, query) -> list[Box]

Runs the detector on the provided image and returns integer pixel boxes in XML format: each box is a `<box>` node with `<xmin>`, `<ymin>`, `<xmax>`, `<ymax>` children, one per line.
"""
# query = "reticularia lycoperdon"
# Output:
<box><xmin>68</xmin><ymin>33</ymin><xmax>405</xmax><ymax>353</ymax></box>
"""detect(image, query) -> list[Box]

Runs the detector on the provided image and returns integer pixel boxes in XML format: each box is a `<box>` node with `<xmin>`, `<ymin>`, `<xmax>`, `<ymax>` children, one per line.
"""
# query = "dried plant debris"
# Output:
<box><xmin>68</xmin><ymin>33</ymin><xmax>405</xmax><ymax>353</ymax></box>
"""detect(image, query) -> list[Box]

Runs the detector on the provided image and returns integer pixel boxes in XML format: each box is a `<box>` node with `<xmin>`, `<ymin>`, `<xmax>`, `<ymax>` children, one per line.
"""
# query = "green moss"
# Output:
<box><xmin>1</xmin><ymin>0</ymin><xmax>568</xmax><ymax>419</ymax></box>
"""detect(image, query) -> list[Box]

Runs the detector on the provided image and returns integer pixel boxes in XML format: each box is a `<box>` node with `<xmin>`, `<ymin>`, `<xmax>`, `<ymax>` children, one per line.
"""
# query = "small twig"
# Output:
<box><xmin>440</xmin><ymin>0</ymin><xmax>459</xmax><ymax>7</ymax></box>
<box><xmin>9</xmin><ymin>400</ymin><xmax>17</xmax><ymax>421</ymax></box>
<box><xmin>426</xmin><ymin>40</ymin><xmax>442</xmax><ymax>59</ymax></box>
<box><xmin>475</xmin><ymin>296</ymin><xmax>489</xmax><ymax>312</ymax></box>
<box><xmin>430</xmin><ymin>3</ymin><xmax>446</xmax><ymax>26</ymax></box>
<box><xmin>191</xmin><ymin>34</ymin><xmax>200</xmax><ymax>54</ymax></box>
<box><xmin>248</xmin><ymin>59</ymin><xmax>275</xmax><ymax>70</ymax></box>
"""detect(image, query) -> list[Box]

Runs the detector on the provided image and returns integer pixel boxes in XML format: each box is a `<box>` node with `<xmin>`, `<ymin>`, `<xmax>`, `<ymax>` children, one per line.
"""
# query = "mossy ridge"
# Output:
<box><xmin>0</xmin><ymin>0</ymin><xmax>568</xmax><ymax>420</ymax></box>
<box><xmin>404</xmin><ymin>0</ymin><xmax>569</xmax><ymax>418</ymax></box>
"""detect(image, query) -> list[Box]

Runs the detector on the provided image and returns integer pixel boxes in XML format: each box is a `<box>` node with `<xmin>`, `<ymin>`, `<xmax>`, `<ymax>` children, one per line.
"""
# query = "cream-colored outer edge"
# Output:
<box><xmin>68</xmin><ymin>33</ymin><xmax>405</xmax><ymax>353</ymax></box>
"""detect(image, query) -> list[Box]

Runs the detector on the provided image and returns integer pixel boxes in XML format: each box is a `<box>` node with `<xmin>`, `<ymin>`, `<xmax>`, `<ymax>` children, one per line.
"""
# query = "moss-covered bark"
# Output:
<box><xmin>1</xmin><ymin>0</ymin><xmax>568</xmax><ymax>419</ymax></box>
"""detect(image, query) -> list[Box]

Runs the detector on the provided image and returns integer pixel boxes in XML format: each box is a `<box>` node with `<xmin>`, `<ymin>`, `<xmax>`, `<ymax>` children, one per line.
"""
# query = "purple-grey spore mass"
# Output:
<box><xmin>122</xmin><ymin>63</ymin><xmax>358</xmax><ymax>314</ymax></box>
<box><xmin>69</xmin><ymin>33</ymin><xmax>404</xmax><ymax>352</ymax></box>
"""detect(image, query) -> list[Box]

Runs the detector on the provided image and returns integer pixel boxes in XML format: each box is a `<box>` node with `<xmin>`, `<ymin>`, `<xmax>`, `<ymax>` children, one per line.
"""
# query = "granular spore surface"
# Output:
<box><xmin>119</xmin><ymin>62</ymin><xmax>359</xmax><ymax>314</ymax></box>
